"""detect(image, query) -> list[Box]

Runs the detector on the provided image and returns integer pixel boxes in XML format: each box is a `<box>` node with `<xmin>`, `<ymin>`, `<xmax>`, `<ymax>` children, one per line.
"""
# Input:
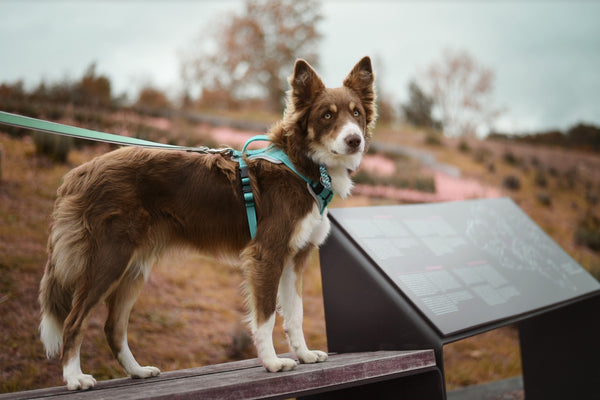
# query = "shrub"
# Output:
<box><xmin>502</xmin><ymin>150</ymin><xmax>518</xmax><ymax>166</ymax></box>
<box><xmin>575</xmin><ymin>212</ymin><xmax>600</xmax><ymax>251</ymax></box>
<box><xmin>425</xmin><ymin>131</ymin><xmax>442</xmax><ymax>146</ymax></box>
<box><xmin>227</xmin><ymin>325</ymin><xmax>254</xmax><ymax>360</ymax></box>
<box><xmin>536</xmin><ymin>192</ymin><xmax>552</xmax><ymax>207</ymax></box>
<box><xmin>534</xmin><ymin>172</ymin><xmax>548</xmax><ymax>188</ymax></box>
<box><xmin>585</xmin><ymin>189</ymin><xmax>599</xmax><ymax>205</ymax></box>
<box><xmin>413</xmin><ymin>176</ymin><xmax>436</xmax><ymax>193</ymax></box>
<box><xmin>472</xmin><ymin>147</ymin><xmax>491</xmax><ymax>164</ymax></box>
<box><xmin>135</xmin><ymin>86</ymin><xmax>171</xmax><ymax>111</ymax></box>
<box><xmin>33</xmin><ymin>132</ymin><xmax>73</xmax><ymax>163</ymax></box>
<box><xmin>502</xmin><ymin>175</ymin><xmax>521</xmax><ymax>191</ymax></box>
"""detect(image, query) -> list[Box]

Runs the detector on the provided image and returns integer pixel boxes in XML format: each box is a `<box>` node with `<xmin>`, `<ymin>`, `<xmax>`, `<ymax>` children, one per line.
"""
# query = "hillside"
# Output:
<box><xmin>1</xmin><ymin>112</ymin><xmax>599</xmax><ymax>393</ymax></box>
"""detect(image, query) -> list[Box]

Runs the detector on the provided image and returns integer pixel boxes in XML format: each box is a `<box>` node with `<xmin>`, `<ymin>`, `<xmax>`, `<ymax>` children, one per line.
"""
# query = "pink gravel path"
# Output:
<box><xmin>360</xmin><ymin>154</ymin><xmax>396</xmax><ymax>176</ymax></box>
<box><xmin>358</xmin><ymin>152</ymin><xmax>501</xmax><ymax>202</ymax></box>
<box><xmin>209</xmin><ymin>127</ymin><xmax>261</xmax><ymax>148</ymax></box>
<box><xmin>354</xmin><ymin>171</ymin><xmax>501</xmax><ymax>203</ymax></box>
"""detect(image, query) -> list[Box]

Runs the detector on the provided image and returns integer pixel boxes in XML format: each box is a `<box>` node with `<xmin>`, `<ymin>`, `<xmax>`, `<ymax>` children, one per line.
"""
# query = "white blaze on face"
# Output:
<box><xmin>309</xmin><ymin>119</ymin><xmax>365</xmax><ymax>185</ymax></box>
<box><xmin>332</xmin><ymin>121</ymin><xmax>365</xmax><ymax>155</ymax></box>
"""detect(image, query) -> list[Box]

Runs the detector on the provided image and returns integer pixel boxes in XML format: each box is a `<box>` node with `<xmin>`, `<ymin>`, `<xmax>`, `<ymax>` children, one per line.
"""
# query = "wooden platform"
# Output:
<box><xmin>0</xmin><ymin>351</ymin><xmax>441</xmax><ymax>400</ymax></box>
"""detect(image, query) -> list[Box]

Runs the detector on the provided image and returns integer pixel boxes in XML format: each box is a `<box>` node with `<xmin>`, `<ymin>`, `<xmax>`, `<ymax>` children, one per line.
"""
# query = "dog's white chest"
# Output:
<box><xmin>290</xmin><ymin>206</ymin><xmax>331</xmax><ymax>251</ymax></box>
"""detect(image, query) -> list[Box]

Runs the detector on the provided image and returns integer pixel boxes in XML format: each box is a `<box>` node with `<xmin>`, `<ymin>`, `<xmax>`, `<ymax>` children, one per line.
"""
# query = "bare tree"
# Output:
<box><xmin>181</xmin><ymin>0</ymin><xmax>322</xmax><ymax>112</ymax></box>
<box><xmin>423</xmin><ymin>48</ymin><xmax>502</xmax><ymax>137</ymax></box>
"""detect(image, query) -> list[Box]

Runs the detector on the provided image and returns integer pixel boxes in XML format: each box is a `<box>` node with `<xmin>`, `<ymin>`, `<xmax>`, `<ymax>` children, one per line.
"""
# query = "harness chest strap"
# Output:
<box><xmin>235</xmin><ymin>135</ymin><xmax>334</xmax><ymax>239</ymax></box>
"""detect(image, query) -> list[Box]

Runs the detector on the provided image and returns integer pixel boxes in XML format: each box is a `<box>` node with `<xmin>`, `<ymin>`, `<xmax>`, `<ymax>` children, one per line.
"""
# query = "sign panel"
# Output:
<box><xmin>330</xmin><ymin>198</ymin><xmax>600</xmax><ymax>335</ymax></box>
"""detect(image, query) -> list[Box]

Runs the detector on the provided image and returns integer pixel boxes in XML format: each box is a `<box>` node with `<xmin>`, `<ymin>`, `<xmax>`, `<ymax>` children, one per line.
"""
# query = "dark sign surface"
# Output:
<box><xmin>330</xmin><ymin>198</ymin><xmax>600</xmax><ymax>335</ymax></box>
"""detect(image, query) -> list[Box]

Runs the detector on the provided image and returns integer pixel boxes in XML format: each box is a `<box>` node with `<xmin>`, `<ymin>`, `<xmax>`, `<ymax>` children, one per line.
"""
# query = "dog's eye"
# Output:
<box><xmin>353</xmin><ymin>110</ymin><xmax>360</xmax><ymax>117</ymax></box>
<box><xmin>323</xmin><ymin>112</ymin><xmax>332</xmax><ymax>120</ymax></box>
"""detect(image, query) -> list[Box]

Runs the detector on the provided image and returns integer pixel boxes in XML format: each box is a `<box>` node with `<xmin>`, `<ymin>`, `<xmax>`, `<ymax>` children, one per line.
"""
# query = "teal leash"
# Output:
<box><xmin>0</xmin><ymin>111</ymin><xmax>232</xmax><ymax>154</ymax></box>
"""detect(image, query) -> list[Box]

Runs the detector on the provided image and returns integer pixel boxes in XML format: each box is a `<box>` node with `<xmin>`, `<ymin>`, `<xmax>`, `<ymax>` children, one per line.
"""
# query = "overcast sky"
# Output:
<box><xmin>1</xmin><ymin>1</ymin><xmax>599</xmax><ymax>134</ymax></box>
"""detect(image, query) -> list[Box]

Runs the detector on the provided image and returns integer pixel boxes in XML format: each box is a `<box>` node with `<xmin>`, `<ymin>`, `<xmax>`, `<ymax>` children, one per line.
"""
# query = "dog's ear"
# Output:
<box><xmin>343</xmin><ymin>56</ymin><xmax>377</xmax><ymax>136</ymax></box>
<box><xmin>343</xmin><ymin>56</ymin><xmax>374</xmax><ymax>96</ymax></box>
<box><xmin>289</xmin><ymin>59</ymin><xmax>325</xmax><ymax>109</ymax></box>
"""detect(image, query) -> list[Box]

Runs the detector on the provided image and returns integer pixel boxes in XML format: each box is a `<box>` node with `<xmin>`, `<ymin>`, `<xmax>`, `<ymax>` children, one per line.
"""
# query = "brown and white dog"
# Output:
<box><xmin>39</xmin><ymin>56</ymin><xmax>376</xmax><ymax>390</ymax></box>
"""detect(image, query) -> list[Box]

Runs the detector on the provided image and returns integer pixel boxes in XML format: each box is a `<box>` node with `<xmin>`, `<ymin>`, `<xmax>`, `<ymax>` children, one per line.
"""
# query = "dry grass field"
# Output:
<box><xmin>1</xmin><ymin>117</ymin><xmax>599</xmax><ymax>393</ymax></box>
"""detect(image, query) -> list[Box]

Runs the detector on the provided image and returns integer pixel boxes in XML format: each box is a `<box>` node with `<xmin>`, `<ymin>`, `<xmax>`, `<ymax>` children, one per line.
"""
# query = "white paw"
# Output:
<box><xmin>298</xmin><ymin>350</ymin><xmax>328</xmax><ymax>364</ymax></box>
<box><xmin>131</xmin><ymin>366</ymin><xmax>161</xmax><ymax>379</ymax></box>
<box><xmin>65</xmin><ymin>373</ymin><xmax>97</xmax><ymax>391</ymax></box>
<box><xmin>263</xmin><ymin>357</ymin><xmax>298</xmax><ymax>372</ymax></box>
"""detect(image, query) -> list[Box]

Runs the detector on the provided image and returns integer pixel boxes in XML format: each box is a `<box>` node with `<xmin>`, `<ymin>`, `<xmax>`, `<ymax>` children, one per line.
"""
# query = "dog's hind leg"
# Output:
<box><xmin>61</xmin><ymin>245</ymin><xmax>134</xmax><ymax>390</ymax></box>
<box><xmin>104</xmin><ymin>257</ymin><xmax>160</xmax><ymax>379</ymax></box>
<box><xmin>62</xmin><ymin>286</ymin><xmax>106</xmax><ymax>390</ymax></box>
<box><xmin>278</xmin><ymin>249</ymin><xmax>328</xmax><ymax>365</ymax></box>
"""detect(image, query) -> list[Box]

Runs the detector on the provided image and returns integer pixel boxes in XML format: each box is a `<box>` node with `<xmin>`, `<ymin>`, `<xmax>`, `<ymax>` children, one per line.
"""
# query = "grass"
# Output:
<box><xmin>444</xmin><ymin>327</ymin><xmax>522</xmax><ymax>387</ymax></box>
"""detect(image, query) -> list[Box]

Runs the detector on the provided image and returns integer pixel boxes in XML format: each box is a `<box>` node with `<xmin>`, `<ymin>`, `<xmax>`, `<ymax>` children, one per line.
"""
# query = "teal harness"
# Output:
<box><xmin>233</xmin><ymin>135</ymin><xmax>334</xmax><ymax>239</ymax></box>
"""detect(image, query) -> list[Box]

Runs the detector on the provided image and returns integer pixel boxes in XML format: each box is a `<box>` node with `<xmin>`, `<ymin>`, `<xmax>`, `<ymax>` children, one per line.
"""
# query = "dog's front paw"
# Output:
<box><xmin>131</xmin><ymin>366</ymin><xmax>161</xmax><ymax>379</ymax></box>
<box><xmin>263</xmin><ymin>357</ymin><xmax>297</xmax><ymax>372</ymax></box>
<box><xmin>65</xmin><ymin>373</ymin><xmax>97</xmax><ymax>391</ymax></box>
<box><xmin>298</xmin><ymin>350</ymin><xmax>328</xmax><ymax>364</ymax></box>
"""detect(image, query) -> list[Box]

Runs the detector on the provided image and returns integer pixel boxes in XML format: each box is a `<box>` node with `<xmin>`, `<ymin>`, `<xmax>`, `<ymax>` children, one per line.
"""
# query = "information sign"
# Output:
<box><xmin>329</xmin><ymin>198</ymin><xmax>600</xmax><ymax>335</ymax></box>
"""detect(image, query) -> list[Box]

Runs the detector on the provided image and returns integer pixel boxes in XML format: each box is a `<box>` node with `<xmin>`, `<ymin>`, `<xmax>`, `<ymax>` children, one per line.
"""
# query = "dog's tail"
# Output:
<box><xmin>39</xmin><ymin>258</ymin><xmax>71</xmax><ymax>359</ymax></box>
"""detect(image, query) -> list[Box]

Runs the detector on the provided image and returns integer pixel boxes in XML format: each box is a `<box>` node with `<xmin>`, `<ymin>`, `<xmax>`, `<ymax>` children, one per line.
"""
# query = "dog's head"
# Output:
<box><xmin>283</xmin><ymin>56</ymin><xmax>376</xmax><ymax>174</ymax></box>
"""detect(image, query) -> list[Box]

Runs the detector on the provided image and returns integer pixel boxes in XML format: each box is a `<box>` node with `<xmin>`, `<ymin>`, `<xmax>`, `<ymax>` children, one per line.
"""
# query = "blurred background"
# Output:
<box><xmin>1</xmin><ymin>1</ymin><xmax>599</xmax><ymax>396</ymax></box>
<box><xmin>2</xmin><ymin>1</ymin><xmax>599</xmax><ymax>134</ymax></box>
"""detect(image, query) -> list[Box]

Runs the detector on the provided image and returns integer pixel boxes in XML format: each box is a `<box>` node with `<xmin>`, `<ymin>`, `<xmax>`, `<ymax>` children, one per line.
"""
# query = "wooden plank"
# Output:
<box><xmin>0</xmin><ymin>350</ymin><xmax>437</xmax><ymax>400</ymax></box>
<box><xmin>1</xmin><ymin>357</ymin><xmax>267</xmax><ymax>399</ymax></box>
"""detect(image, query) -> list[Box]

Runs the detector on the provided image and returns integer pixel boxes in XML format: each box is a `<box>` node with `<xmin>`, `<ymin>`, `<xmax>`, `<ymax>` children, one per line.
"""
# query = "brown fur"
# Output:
<box><xmin>39</xmin><ymin>56</ymin><xmax>376</xmax><ymax>389</ymax></box>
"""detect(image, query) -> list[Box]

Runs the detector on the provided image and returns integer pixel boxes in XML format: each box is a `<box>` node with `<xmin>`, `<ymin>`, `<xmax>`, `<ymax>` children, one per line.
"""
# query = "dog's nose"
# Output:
<box><xmin>345</xmin><ymin>134</ymin><xmax>362</xmax><ymax>150</ymax></box>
